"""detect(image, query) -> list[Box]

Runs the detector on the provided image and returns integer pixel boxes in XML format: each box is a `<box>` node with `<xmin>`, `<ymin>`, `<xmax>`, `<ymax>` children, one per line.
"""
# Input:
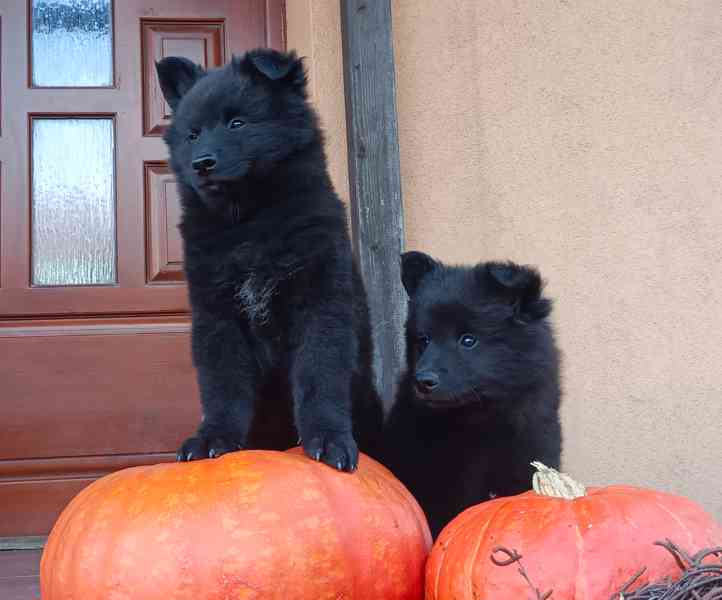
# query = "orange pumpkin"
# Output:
<box><xmin>426</xmin><ymin>462</ymin><xmax>722</xmax><ymax>600</ymax></box>
<box><xmin>41</xmin><ymin>448</ymin><xmax>431</xmax><ymax>600</ymax></box>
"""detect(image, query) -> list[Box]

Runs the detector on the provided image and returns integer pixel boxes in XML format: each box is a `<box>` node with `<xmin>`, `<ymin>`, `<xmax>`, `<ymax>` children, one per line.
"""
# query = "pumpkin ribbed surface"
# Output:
<box><xmin>427</xmin><ymin>478</ymin><xmax>722</xmax><ymax>600</ymax></box>
<box><xmin>41</xmin><ymin>448</ymin><xmax>431</xmax><ymax>600</ymax></box>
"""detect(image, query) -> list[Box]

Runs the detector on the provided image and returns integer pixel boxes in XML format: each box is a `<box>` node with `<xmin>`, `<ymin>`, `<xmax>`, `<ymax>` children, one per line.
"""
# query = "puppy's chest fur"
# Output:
<box><xmin>230</xmin><ymin>245</ymin><xmax>312</xmax><ymax>337</ymax></box>
<box><xmin>186</xmin><ymin>228</ymin><xmax>319</xmax><ymax>334</ymax></box>
<box><xmin>233</xmin><ymin>263</ymin><xmax>301</xmax><ymax>327</ymax></box>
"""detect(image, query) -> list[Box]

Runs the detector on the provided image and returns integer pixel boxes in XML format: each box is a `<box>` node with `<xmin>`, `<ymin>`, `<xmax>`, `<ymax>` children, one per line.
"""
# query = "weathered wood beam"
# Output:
<box><xmin>340</xmin><ymin>0</ymin><xmax>405</xmax><ymax>413</ymax></box>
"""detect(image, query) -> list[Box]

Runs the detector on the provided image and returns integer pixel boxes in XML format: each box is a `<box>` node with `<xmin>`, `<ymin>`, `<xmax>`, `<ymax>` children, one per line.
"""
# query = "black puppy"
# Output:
<box><xmin>155</xmin><ymin>48</ymin><xmax>382</xmax><ymax>471</ymax></box>
<box><xmin>383</xmin><ymin>252</ymin><xmax>562</xmax><ymax>536</ymax></box>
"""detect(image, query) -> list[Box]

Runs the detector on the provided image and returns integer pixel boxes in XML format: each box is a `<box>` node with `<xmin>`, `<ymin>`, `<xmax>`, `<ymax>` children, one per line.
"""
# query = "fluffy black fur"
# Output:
<box><xmin>383</xmin><ymin>252</ymin><xmax>562</xmax><ymax>537</ymax></box>
<box><xmin>155</xmin><ymin>48</ymin><xmax>382</xmax><ymax>472</ymax></box>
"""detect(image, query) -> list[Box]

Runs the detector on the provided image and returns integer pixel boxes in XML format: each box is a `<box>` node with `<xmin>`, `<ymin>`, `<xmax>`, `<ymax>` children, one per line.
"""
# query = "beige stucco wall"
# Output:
<box><xmin>286</xmin><ymin>0</ymin><xmax>349</xmax><ymax>204</ymax></box>
<box><xmin>288</xmin><ymin>1</ymin><xmax>722</xmax><ymax>520</ymax></box>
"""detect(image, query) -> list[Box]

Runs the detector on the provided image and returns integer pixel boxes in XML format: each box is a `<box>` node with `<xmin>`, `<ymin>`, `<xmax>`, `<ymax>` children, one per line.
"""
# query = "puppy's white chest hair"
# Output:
<box><xmin>235</xmin><ymin>273</ymin><xmax>277</xmax><ymax>325</ymax></box>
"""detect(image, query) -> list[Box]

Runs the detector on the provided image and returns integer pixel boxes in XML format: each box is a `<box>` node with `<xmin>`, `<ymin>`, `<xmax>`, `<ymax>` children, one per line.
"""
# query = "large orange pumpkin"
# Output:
<box><xmin>426</xmin><ymin>462</ymin><xmax>722</xmax><ymax>600</ymax></box>
<box><xmin>41</xmin><ymin>448</ymin><xmax>431</xmax><ymax>600</ymax></box>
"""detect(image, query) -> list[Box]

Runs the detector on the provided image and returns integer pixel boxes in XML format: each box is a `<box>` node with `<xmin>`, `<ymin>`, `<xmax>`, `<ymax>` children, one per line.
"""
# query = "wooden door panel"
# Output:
<box><xmin>0</xmin><ymin>0</ymin><xmax>284</xmax><ymax>315</ymax></box>
<box><xmin>142</xmin><ymin>19</ymin><xmax>226</xmax><ymax>135</ymax></box>
<box><xmin>0</xmin><ymin>454</ymin><xmax>177</xmax><ymax>536</ymax></box>
<box><xmin>0</xmin><ymin>0</ymin><xmax>285</xmax><ymax>536</ymax></box>
<box><xmin>0</xmin><ymin>319</ymin><xmax>193</xmax><ymax>535</ymax></box>
<box><xmin>0</xmin><ymin>323</ymin><xmax>199</xmax><ymax>459</ymax></box>
<box><xmin>2</xmin><ymin>479</ymin><xmax>107</xmax><ymax>537</ymax></box>
<box><xmin>0</xmin><ymin>287</ymin><xmax>188</xmax><ymax>317</ymax></box>
<box><xmin>144</xmin><ymin>161</ymin><xmax>185</xmax><ymax>284</ymax></box>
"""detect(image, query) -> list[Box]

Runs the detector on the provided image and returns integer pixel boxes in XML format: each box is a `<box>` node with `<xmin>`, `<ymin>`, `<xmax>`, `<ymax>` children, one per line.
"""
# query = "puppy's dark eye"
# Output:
<box><xmin>417</xmin><ymin>334</ymin><xmax>430</xmax><ymax>351</ymax></box>
<box><xmin>187</xmin><ymin>129</ymin><xmax>200</xmax><ymax>142</ymax></box>
<box><xmin>228</xmin><ymin>118</ymin><xmax>245</xmax><ymax>130</ymax></box>
<box><xmin>459</xmin><ymin>334</ymin><xmax>478</xmax><ymax>349</ymax></box>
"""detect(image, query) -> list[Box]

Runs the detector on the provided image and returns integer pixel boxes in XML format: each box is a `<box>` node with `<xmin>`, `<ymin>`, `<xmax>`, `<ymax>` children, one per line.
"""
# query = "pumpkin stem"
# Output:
<box><xmin>531</xmin><ymin>461</ymin><xmax>586</xmax><ymax>499</ymax></box>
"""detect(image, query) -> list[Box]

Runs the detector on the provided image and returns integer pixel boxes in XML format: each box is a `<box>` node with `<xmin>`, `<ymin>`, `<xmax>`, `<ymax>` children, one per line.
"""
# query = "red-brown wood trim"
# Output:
<box><xmin>0</xmin><ymin>162</ymin><xmax>3</xmax><ymax>286</ymax></box>
<box><xmin>0</xmin><ymin>318</ymin><xmax>190</xmax><ymax>337</ymax></box>
<box><xmin>144</xmin><ymin>160</ymin><xmax>165</xmax><ymax>283</ymax></box>
<box><xmin>0</xmin><ymin>16</ymin><xmax>3</xmax><ymax>136</ymax></box>
<box><xmin>0</xmin><ymin>453</ymin><xmax>175</xmax><ymax>483</ymax></box>
<box><xmin>143</xmin><ymin>160</ymin><xmax>185</xmax><ymax>284</ymax></box>
<box><xmin>26</xmin><ymin>0</ymin><xmax>117</xmax><ymax>90</ymax></box>
<box><xmin>140</xmin><ymin>17</ymin><xmax>226</xmax><ymax>137</ymax></box>
<box><xmin>0</xmin><ymin>287</ymin><xmax>190</xmax><ymax>318</ymax></box>
<box><xmin>0</xmin><ymin>313</ymin><xmax>188</xmax><ymax>327</ymax></box>
<box><xmin>0</xmin><ymin>479</ymin><xmax>97</xmax><ymax>536</ymax></box>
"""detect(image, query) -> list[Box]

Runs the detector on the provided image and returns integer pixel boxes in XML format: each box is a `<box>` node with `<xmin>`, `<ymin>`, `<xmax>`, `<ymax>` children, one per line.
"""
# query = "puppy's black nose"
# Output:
<box><xmin>192</xmin><ymin>154</ymin><xmax>217</xmax><ymax>173</ymax></box>
<box><xmin>414</xmin><ymin>371</ymin><xmax>439</xmax><ymax>393</ymax></box>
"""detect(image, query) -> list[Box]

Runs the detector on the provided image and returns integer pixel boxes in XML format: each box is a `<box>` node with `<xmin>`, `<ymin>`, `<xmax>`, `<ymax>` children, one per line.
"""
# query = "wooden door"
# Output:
<box><xmin>0</xmin><ymin>0</ymin><xmax>284</xmax><ymax>537</ymax></box>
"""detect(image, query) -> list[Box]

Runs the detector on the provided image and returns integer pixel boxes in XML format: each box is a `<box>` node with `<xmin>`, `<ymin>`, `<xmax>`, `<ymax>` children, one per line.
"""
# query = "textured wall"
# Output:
<box><xmin>286</xmin><ymin>0</ymin><xmax>350</xmax><ymax>204</ymax></box>
<box><xmin>287</xmin><ymin>1</ymin><xmax>722</xmax><ymax>520</ymax></box>
<box><xmin>392</xmin><ymin>0</ymin><xmax>722</xmax><ymax>519</ymax></box>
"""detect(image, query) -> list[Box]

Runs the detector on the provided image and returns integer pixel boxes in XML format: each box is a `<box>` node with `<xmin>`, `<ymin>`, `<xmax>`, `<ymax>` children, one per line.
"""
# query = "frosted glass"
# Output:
<box><xmin>32</xmin><ymin>118</ymin><xmax>116</xmax><ymax>286</ymax></box>
<box><xmin>32</xmin><ymin>0</ymin><xmax>113</xmax><ymax>87</ymax></box>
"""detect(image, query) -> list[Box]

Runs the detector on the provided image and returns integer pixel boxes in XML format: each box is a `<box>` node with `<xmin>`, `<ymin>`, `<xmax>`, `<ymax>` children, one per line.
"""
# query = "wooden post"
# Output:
<box><xmin>341</xmin><ymin>0</ymin><xmax>406</xmax><ymax>413</ymax></box>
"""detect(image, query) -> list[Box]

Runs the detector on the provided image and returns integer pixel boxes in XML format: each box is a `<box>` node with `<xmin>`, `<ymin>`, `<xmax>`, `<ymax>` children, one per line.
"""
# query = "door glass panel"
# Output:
<box><xmin>32</xmin><ymin>118</ymin><xmax>117</xmax><ymax>286</ymax></box>
<box><xmin>31</xmin><ymin>0</ymin><xmax>114</xmax><ymax>87</ymax></box>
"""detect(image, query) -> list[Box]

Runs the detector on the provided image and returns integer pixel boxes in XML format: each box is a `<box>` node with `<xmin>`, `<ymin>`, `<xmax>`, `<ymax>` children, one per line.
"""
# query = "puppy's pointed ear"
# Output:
<box><xmin>478</xmin><ymin>261</ymin><xmax>552</xmax><ymax>322</ymax></box>
<box><xmin>235</xmin><ymin>49</ymin><xmax>307</xmax><ymax>89</ymax></box>
<box><xmin>401</xmin><ymin>252</ymin><xmax>438</xmax><ymax>296</ymax></box>
<box><xmin>155</xmin><ymin>57</ymin><xmax>205</xmax><ymax>111</ymax></box>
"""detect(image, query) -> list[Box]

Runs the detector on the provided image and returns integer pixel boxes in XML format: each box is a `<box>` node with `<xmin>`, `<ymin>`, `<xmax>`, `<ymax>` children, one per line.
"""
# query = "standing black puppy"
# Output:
<box><xmin>155</xmin><ymin>49</ymin><xmax>381</xmax><ymax>471</ymax></box>
<box><xmin>383</xmin><ymin>252</ymin><xmax>562</xmax><ymax>536</ymax></box>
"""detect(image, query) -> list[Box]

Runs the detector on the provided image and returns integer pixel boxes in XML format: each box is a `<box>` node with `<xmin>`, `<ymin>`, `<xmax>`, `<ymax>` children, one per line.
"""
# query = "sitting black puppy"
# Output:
<box><xmin>155</xmin><ymin>48</ymin><xmax>382</xmax><ymax>472</ymax></box>
<box><xmin>382</xmin><ymin>252</ymin><xmax>562</xmax><ymax>537</ymax></box>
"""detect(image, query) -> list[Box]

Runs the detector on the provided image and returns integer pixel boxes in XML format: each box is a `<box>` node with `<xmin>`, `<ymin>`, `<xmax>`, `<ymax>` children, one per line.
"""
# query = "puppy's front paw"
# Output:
<box><xmin>176</xmin><ymin>434</ymin><xmax>244</xmax><ymax>461</ymax></box>
<box><xmin>302</xmin><ymin>431</ymin><xmax>358</xmax><ymax>472</ymax></box>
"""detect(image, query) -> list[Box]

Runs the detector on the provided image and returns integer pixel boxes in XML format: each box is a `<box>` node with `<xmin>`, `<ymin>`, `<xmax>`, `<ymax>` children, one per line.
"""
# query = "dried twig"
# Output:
<box><xmin>489</xmin><ymin>540</ymin><xmax>722</xmax><ymax>600</ymax></box>
<box><xmin>611</xmin><ymin>567</ymin><xmax>648</xmax><ymax>600</ymax></box>
<box><xmin>490</xmin><ymin>546</ymin><xmax>554</xmax><ymax>600</ymax></box>
<box><xmin>611</xmin><ymin>539</ymin><xmax>722</xmax><ymax>600</ymax></box>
